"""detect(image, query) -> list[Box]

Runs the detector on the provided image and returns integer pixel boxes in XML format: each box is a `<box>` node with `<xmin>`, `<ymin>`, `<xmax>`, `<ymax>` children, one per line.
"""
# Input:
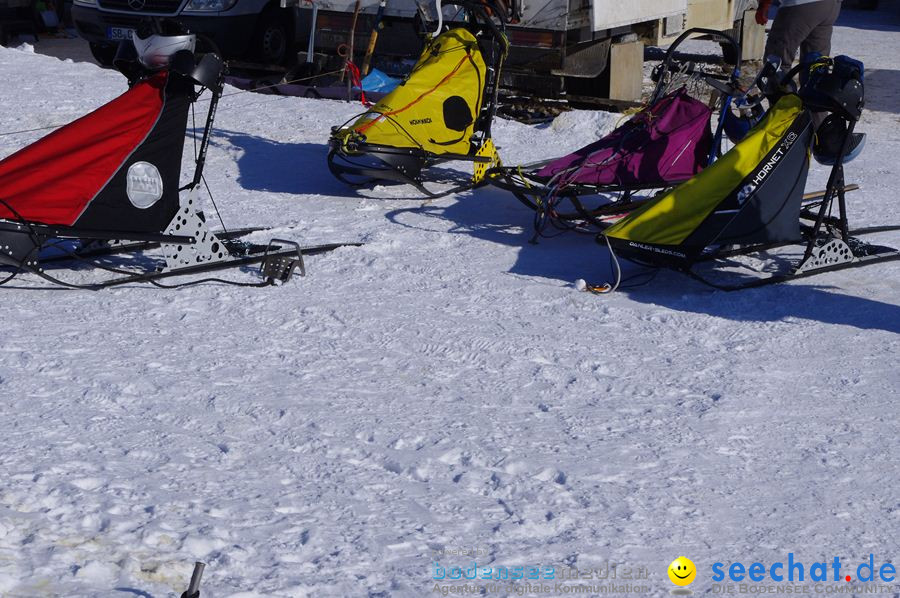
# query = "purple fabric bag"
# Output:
<box><xmin>535</xmin><ymin>88</ymin><xmax>713</xmax><ymax>188</ymax></box>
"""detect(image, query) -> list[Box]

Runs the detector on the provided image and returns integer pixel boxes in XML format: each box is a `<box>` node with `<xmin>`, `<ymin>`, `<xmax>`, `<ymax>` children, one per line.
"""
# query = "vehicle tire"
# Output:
<box><xmin>195</xmin><ymin>34</ymin><xmax>222</xmax><ymax>59</ymax></box>
<box><xmin>253</xmin><ymin>9</ymin><xmax>295</xmax><ymax>65</ymax></box>
<box><xmin>720</xmin><ymin>41</ymin><xmax>739</xmax><ymax>67</ymax></box>
<box><xmin>89</xmin><ymin>42</ymin><xmax>117</xmax><ymax>67</ymax></box>
<box><xmin>565</xmin><ymin>74</ymin><xmax>607</xmax><ymax>106</ymax></box>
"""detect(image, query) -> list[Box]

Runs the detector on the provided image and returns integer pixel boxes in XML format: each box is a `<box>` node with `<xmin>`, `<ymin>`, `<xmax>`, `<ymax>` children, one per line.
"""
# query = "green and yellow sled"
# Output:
<box><xmin>596</xmin><ymin>55</ymin><xmax>900</xmax><ymax>291</ymax></box>
<box><xmin>327</xmin><ymin>0</ymin><xmax>508</xmax><ymax>197</ymax></box>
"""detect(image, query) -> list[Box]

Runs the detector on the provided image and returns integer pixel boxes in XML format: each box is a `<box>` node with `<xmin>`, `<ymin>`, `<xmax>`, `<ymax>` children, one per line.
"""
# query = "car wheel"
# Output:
<box><xmin>195</xmin><ymin>34</ymin><xmax>222</xmax><ymax>59</ymax></box>
<box><xmin>89</xmin><ymin>42</ymin><xmax>117</xmax><ymax>67</ymax></box>
<box><xmin>720</xmin><ymin>41</ymin><xmax>739</xmax><ymax>67</ymax></box>
<box><xmin>254</xmin><ymin>10</ymin><xmax>294</xmax><ymax>65</ymax></box>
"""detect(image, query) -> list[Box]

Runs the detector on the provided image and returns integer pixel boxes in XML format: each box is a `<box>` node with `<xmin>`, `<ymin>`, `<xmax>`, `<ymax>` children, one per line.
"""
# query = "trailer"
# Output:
<box><xmin>285</xmin><ymin>0</ymin><xmax>763</xmax><ymax>101</ymax></box>
<box><xmin>71</xmin><ymin>0</ymin><xmax>763</xmax><ymax>102</ymax></box>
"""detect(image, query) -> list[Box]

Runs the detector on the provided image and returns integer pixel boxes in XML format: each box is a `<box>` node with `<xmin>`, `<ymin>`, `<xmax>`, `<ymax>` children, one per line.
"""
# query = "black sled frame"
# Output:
<box><xmin>633</xmin><ymin>120</ymin><xmax>900</xmax><ymax>292</ymax></box>
<box><xmin>590</xmin><ymin>55</ymin><xmax>900</xmax><ymax>292</ymax></box>
<box><xmin>683</xmin><ymin>124</ymin><xmax>900</xmax><ymax>291</ymax></box>
<box><xmin>488</xmin><ymin>28</ymin><xmax>746</xmax><ymax>234</ymax></box>
<box><xmin>326</xmin><ymin>0</ymin><xmax>509</xmax><ymax>199</ymax></box>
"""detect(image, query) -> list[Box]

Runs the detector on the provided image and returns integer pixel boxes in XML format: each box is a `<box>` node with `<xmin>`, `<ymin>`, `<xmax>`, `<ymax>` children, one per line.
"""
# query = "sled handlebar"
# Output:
<box><xmin>649</xmin><ymin>27</ymin><xmax>741</xmax><ymax>105</ymax></box>
<box><xmin>448</xmin><ymin>0</ymin><xmax>509</xmax><ymax>50</ymax></box>
<box><xmin>425</xmin><ymin>0</ymin><xmax>509</xmax><ymax>32</ymax></box>
<box><xmin>664</xmin><ymin>27</ymin><xmax>742</xmax><ymax>70</ymax></box>
<box><xmin>432</xmin><ymin>0</ymin><xmax>442</xmax><ymax>36</ymax></box>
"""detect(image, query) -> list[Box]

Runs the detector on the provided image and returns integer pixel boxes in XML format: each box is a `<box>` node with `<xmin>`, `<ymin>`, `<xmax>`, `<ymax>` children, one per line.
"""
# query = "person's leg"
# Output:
<box><xmin>800</xmin><ymin>0</ymin><xmax>842</xmax><ymax>59</ymax></box>
<box><xmin>795</xmin><ymin>1</ymin><xmax>842</xmax><ymax>128</ymax></box>
<box><xmin>764</xmin><ymin>4</ymin><xmax>818</xmax><ymax>69</ymax></box>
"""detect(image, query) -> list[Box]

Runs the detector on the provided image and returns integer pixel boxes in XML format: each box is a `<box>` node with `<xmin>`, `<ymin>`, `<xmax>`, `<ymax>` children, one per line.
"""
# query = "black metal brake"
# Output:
<box><xmin>260</xmin><ymin>239</ymin><xmax>306</xmax><ymax>283</ymax></box>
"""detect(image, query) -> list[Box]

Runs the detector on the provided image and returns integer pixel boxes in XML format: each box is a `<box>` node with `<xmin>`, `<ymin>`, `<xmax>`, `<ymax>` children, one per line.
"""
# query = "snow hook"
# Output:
<box><xmin>180</xmin><ymin>562</ymin><xmax>205</xmax><ymax>598</ymax></box>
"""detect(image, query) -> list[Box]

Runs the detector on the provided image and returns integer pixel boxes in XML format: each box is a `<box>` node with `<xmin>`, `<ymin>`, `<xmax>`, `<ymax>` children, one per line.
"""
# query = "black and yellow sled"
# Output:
<box><xmin>593</xmin><ymin>55</ymin><xmax>900</xmax><ymax>292</ymax></box>
<box><xmin>327</xmin><ymin>0</ymin><xmax>508</xmax><ymax>198</ymax></box>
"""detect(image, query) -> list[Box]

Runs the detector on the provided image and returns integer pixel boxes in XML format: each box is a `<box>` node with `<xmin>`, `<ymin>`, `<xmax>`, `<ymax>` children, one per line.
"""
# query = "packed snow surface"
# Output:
<box><xmin>0</xmin><ymin>8</ymin><xmax>898</xmax><ymax>598</ymax></box>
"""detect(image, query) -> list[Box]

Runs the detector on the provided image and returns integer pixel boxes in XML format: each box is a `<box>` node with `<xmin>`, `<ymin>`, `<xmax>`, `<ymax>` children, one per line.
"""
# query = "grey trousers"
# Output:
<box><xmin>764</xmin><ymin>0</ymin><xmax>843</xmax><ymax>69</ymax></box>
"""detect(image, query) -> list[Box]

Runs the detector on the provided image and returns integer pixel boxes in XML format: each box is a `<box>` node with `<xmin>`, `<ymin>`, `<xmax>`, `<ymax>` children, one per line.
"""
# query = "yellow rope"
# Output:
<box><xmin>614</xmin><ymin>103</ymin><xmax>650</xmax><ymax>129</ymax></box>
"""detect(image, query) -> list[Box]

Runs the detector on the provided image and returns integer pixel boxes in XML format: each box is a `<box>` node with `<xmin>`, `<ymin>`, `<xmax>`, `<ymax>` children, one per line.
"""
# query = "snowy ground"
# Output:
<box><xmin>0</xmin><ymin>7</ymin><xmax>898</xmax><ymax>598</ymax></box>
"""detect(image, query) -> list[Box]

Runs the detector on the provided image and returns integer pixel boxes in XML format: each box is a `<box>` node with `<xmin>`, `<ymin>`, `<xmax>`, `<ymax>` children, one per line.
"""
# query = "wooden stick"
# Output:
<box><xmin>361</xmin><ymin>0</ymin><xmax>387</xmax><ymax>76</ymax></box>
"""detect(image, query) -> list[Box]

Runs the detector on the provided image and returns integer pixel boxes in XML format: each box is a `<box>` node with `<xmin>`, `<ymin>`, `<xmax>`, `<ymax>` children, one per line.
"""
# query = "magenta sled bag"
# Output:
<box><xmin>535</xmin><ymin>88</ymin><xmax>714</xmax><ymax>188</ymax></box>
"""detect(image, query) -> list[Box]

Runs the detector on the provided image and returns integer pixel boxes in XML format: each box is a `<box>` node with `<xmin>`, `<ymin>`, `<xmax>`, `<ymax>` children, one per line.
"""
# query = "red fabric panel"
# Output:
<box><xmin>0</xmin><ymin>73</ymin><xmax>167</xmax><ymax>226</ymax></box>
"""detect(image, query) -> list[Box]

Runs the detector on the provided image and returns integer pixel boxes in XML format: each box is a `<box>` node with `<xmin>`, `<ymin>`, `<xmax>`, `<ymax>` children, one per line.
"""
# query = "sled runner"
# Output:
<box><xmin>487</xmin><ymin>28</ymin><xmax>746</xmax><ymax>237</ymax></box>
<box><xmin>0</xmin><ymin>26</ymin><xmax>347</xmax><ymax>289</ymax></box>
<box><xmin>327</xmin><ymin>0</ymin><xmax>509</xmax><ymax>198</ymax></box>
<box><xmin>594</xmin><ymin>55</ymin><xmax>900</xmax><ymax>292</ymax></box>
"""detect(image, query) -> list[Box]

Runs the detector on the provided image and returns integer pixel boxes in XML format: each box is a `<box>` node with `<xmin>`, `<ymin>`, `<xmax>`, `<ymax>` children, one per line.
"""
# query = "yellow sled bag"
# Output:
<box><xmin>337</xmin><ymin>28</ymin><xmax>487</xmax><ymax>156</ymax></box>
<box><xmin>327</xmin><ymin>0</ymin><xmax>508</xmax><ymax>198</ymax></box>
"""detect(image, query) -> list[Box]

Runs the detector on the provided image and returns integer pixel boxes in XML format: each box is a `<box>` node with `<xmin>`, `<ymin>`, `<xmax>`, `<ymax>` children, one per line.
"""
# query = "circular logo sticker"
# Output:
<box><xmin>126</xmin><ymin>161</ymin><xmax>163</xmax><ymax>209</ymax></box>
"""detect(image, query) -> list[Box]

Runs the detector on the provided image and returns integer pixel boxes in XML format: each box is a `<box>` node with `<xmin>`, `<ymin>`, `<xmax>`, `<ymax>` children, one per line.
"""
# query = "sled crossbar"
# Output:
<box><xmin>0</xmin><ymin>220</ymin><xmax>195</xmax><ymax>244</ymax></box>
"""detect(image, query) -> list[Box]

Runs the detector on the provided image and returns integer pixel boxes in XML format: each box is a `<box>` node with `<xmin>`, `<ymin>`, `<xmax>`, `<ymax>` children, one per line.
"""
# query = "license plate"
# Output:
<box><xmin>106</xmin><ymin>27</ymin><xmax>134</xmax><ymax>41</ymax></box>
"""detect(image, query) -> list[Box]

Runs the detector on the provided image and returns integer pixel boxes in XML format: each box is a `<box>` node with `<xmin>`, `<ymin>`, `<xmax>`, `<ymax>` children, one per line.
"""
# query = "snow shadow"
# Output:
<box><xmin>386</xmin><ymin>184</ymin><xmax>635</xmax><ymax>281</ymax></box>
<box><xmin>860</xmin><ymin>69</ymin><xmax>900</xmax><ymax>114</ymax></box>
<box><xmin>837</xmin><ymin>6</ymin><xmax>900</xmax><ymax>31</ymax></box>
<box><xmin>22</xmin><ymin>35</ymin><xmax>99</xmax><ymax>66</ymax></box>
<box><xmin>385</xmin><ymin>183</ymin><xmax>562</xmax><ymax>241</ymax></box>
<box><xmin>622</xmin><ymin>275</ymin><xmax>900</xmax><ymax>334</ymax></box>
<box><xmin>212</xmin><ymin>129</ymin><xmax>480</xmax><ymax>200</ymax></box>
<box><xmin>581</xmin><ymin>254</ymin><xmax>900</xmax><ymax>334</ymax></box>
<box><xmin>207</xmin><ymin>130</ymin><xmax>360</xmax><ymax>198</ymax></box>
<box><xmin>388</xmin><ymin>187</ymin><xmax>900</xmax><ymax>334</ymax></box>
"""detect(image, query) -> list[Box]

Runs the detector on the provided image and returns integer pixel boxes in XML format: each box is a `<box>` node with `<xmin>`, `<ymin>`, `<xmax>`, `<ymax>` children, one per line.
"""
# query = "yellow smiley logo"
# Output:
<box><xmin>668</xmin><ymin>556</ymin><xmax>696</xmax><ymax>586</ymax></box>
